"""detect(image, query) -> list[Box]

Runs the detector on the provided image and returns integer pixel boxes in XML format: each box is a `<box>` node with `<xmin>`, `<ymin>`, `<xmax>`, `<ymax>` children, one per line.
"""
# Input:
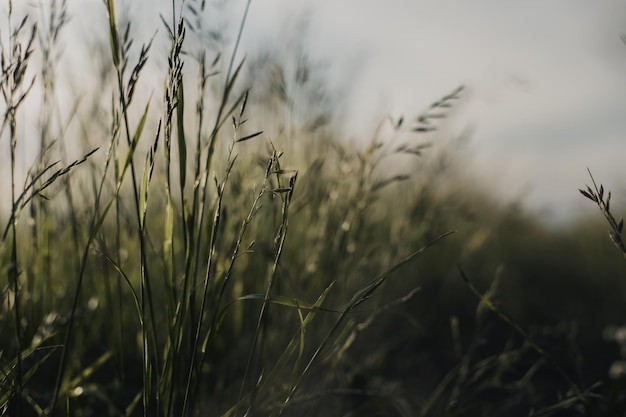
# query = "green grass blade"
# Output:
<box><xmin>101</xmin><ymin>253</ymin><xmax>143</xmax><ymax>321</ymax></box>
<box><xmin>458</xmin><ymin>266</ymin><xmax>590</xmax><ymax>412</ymax></box>
<box><xmin>118</xmin><ymin>100</ymin><xmax>150</xmax><ymax>188</ymax></box>
<box><xmin>64</xmin><ymin>351</ymin><xmax>113</xmax><ymax>394</ymax></box>
<box><xmin>105</xmin><ymin>0</ymin><xmax>121</xmax><ymax>69</ymax></box>
<box><xmin>235</xmin><ymin>293</ymin><xmax>342</xmax><ymax>313</ymax></box>
<box><xmin>220</xmin><ymin>282</ymin><xmax>335</xmax><ymax>417</ymax></box>
<box><xmin>0</xmin><ymin>337</ymin><xmax>59</xmax><ymax>409</ymax></box>
<box><xmin>139</xmin><ymin>152</ymin><xmax>150</xmax><ymax>228</ymax></box>
<box><xmin>177</xmin><ymin>78</ymin><xmax>187</xmax><ymax>191</ymax></box>
<box><xmin>279</xmin><ymin>231</ymin><xmax>456</xmax><ymax>416</ymax></box>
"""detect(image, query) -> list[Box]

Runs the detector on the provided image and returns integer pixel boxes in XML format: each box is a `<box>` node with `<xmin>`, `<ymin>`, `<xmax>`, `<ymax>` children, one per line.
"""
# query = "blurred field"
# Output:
<box><xmin>1</xmin><ymin>1</ymin><xmax>626</xmax><ymax>416</ymax></box>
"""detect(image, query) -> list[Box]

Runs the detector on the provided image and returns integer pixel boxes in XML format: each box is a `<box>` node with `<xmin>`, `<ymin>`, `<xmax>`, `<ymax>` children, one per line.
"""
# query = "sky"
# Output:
<box><xmin>240</xmin><ymin>0</ymin><xmax>626</xmax><ymax>223</ymax></box>
<box><xmin>12</xmin><ymin>0</ymin><xmax>626</xmax><ymax>224</ymax></box>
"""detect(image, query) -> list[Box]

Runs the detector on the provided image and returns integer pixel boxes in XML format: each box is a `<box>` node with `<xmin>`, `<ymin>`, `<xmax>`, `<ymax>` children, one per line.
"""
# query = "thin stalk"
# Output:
<box><xmin>115</xmin><ymin>67</ymin><xmax>161</xmax><ymax>416</ymax></box>
<box><xmin>183</xmin><ymin>152</ymin><xmax>270</xmax><ymax>417</ymax></box>
<box><xmin>187</xmin><ymin>5</ymin><xmax>252</xmax><ymax>357</ymax></box>
<box><xmin>105</xmin><ymin>1</ymin><xmax>161</xmax><ymax>413</ymax></box>
<box><xmin>50</xmin><ymin>147</ymin><xmax>112</xmax><ymax>416</ymax></box>
<box><xmin>278</xmin><ymin>231</ymin><xmax>455</xmax><ymax>416</ymax></box>
<box><xmin>579</xmin><ymin>169</ymin><xmax>626</xmax><ymax>258</ymax></box>
<box><xmin>239</xmin><ymin>165</ymin><xmax>298</xmax><ymax>416</ymax></box>
<box><xmin>181</xmin><ymin>144</ymin><xmax>236</xmax><ymax>416</ymax></box>
<box><xmin>202</xmin><ymin>0</ymin><xmax>252</xmax><ymax>184</ymax></box>
<box><xmin>9</xmin><ymin>99</ymin><xmax>23</xmax><ymax>417</ymax></box>
<box><xmin>458</xmin><ymin>266</ymin><xmax>591</xmax><ymax>413</ymax></box>
<box><xmin>51</xmin><ymin>1</ymin><xmax>158</xmax><ymax>411</ymax></box>
<box><xmin>175</xmin><ymin>2</ymin><xmax>254</xmax><ymax>412</ymax></box>
<box><xmin>0</xmin><ymin>5</ymin><xmax>37</xmax><ymax>413</ymax></box>
<box><xmin>159</xmin><ymin>4</ymin><xmax>188</xmax><ymax>415</ymax></box>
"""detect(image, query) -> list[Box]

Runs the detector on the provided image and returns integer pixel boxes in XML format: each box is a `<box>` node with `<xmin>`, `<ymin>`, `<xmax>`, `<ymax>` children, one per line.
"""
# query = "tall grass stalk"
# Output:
<box><xmin>457</xmin><ymin>266</ymin><xmax>590</xmax><ymax>412</ymax></box>
<box><xmin>0</xmin><ymin>1</ymin><xmax>482</xmax><ymax>415</ymax></box>
<box><xmin>277</xmin><ymin>230</ymin><xmax>455</xmax><ymax>416</ymax></box>
<box><xmin>49</xmin><ymin>0</ymin><xmax>156</xmax><ymax>412</ymax></box>
<box><xmin>103</xmin><ymin>0</ymin><xmax>160</xmax><ymax>412</ymax></box>
<box><xmin>0</xmin><ymin>2</ymin><xmax>36</xmax><ymax>413</ymax></box>
<box><xmin>579</xmin><ymin>169</ymin><xmax>626</xmax><ymax>258</ymax></box>
<box><xmin>239</xmin><ymin>146</ymin><xmax>298</xmax><ymax>416</ymax></box>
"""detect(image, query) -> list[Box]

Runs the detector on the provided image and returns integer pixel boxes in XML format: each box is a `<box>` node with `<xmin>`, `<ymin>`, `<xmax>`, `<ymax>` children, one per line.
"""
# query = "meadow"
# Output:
<box><xmin>1</xmin><ymin>1</ymin><xmax>626</xmax><ymax>416</ymax></box>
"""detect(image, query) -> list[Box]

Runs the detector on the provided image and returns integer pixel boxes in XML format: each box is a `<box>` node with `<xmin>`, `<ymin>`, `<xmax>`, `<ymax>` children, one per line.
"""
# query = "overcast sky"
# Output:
<box><xmin>21</xmin><ymin>0</ymin><xmax>626</xmax><ymax>223</ymax></box>
<box><xmin>240</xmin><ymin>0</ymin><xmax>626</xmax><ymax>223</ymax></box>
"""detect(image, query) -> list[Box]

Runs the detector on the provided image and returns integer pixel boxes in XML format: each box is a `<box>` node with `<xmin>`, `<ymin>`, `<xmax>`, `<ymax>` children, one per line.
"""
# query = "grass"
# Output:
<box><xmin>579</xmin><ymin>169</ymin><xmax>626</xmax><ymax>258</ymax></box>
<box><xmin>1</xmin><ymin>1</ymin><xmax>626</xmax><ymax>416</ymax></box>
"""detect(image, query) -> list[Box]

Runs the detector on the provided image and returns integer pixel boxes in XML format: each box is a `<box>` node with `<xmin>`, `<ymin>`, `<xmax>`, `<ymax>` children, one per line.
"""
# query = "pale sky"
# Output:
<box><xmin>241</xmin><ymin>0</ymin><xmax>626</xmax><ymax>223</ymax></box>
<box><xmin>15</xmin><ymin>0</ymin><xmax>626</xmax><ymax>223</ymax></box>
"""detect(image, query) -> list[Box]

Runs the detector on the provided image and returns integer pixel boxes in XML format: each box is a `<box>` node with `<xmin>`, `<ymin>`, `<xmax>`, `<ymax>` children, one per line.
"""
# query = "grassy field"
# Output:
<box><xmin>2</xmin><ymin>1</ymin><xmax>626</xmax><ymax>416</ymax></box>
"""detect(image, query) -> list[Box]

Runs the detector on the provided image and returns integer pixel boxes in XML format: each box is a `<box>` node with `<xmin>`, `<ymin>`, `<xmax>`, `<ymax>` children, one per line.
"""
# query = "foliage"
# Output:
<box><xmin>0</xmin><ymin>1</ymin><xmax>625</xmax><ymax>416</ymax></box>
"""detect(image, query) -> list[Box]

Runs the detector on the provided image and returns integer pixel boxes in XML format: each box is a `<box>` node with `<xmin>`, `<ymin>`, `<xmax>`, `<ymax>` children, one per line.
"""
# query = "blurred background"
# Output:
<box><xmin>26</xmin><ymin>0</ymin><xmax>626</xmax><ymax>223</ymax></box>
